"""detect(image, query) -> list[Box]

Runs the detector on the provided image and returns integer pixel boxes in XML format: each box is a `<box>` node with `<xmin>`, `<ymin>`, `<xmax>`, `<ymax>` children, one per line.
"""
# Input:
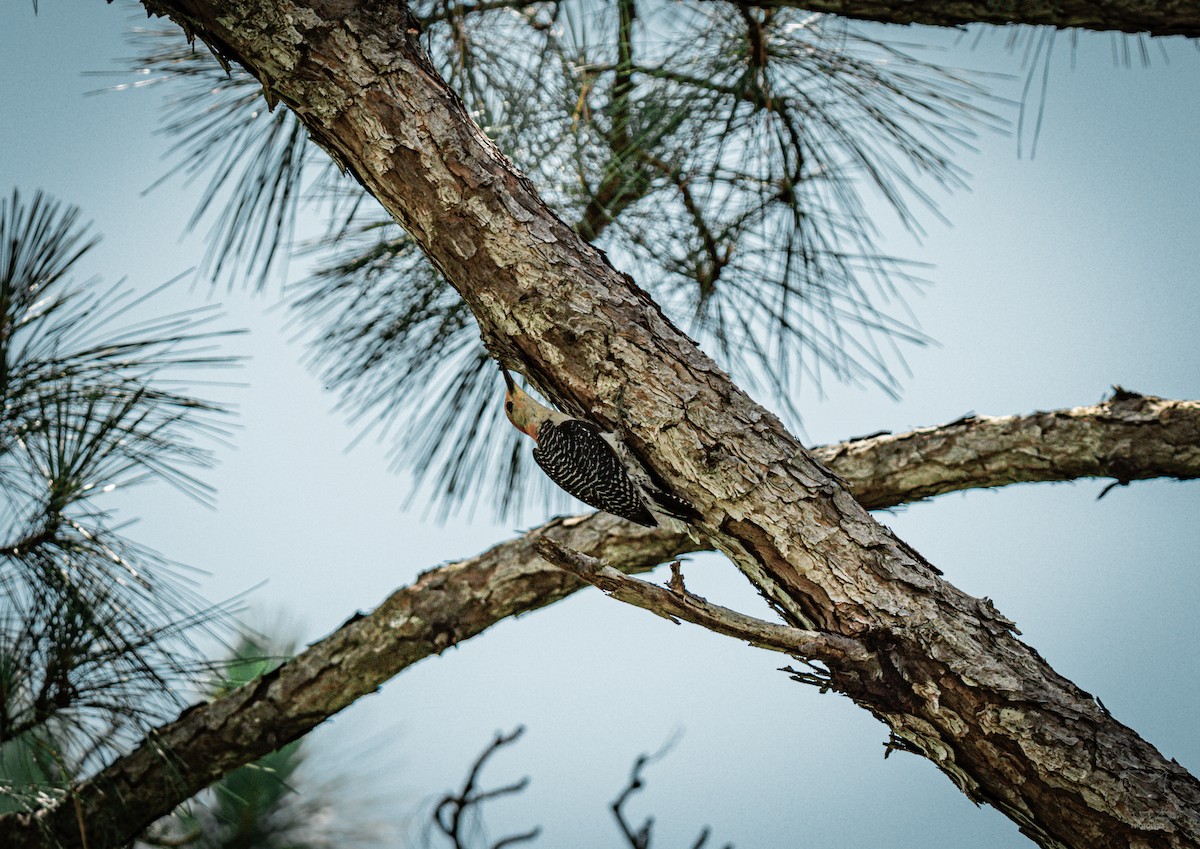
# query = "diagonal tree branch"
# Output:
<box><xmin>0</xmin><ymin>512</ymin><xmax>687</xmax><ymax>849</ymax></box>
<box><xmin>2</xmin><ymin>392</ymin><xmax>1194</xmax><ymax>848</ymax></box>
<box><xmin>39</xmin><ymin>3</ymin><xmax>1200</xmax><ymax>848</ymax></box>
<box><xmin>536</xmin><ymin>537</ymin><xmax>876</xmax><ymax>665</ymax></box>
<box><xmin>711</xmin><ymin>0</ymin><xmax>1200</xmax><ymax>39</ymax></box>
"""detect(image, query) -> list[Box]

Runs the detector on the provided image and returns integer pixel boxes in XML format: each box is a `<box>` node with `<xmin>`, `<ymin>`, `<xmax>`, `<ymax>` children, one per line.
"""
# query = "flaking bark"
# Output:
<box><xmin>17</xmin><ymin>2</ymin><xmax>1198</xmax><ymax>847</ymax></box>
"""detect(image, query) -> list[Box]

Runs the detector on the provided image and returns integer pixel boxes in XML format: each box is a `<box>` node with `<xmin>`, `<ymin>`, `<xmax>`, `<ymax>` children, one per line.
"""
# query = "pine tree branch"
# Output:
<box><xmin>47</xmin><ymin>2</ymin><xmax>1200</xmax><ymax>847</ymax></box>
<box><xmin>2</xmin><ymin>392</ymin><xmax>1195</xmax><ymax>848</ymax></box>
<box><xmin>0</xmin><ymin>513</ymin><xmax>689</xmax><ymax>849</ymax></box>
<box><xmin>413</xmin><ymin>0</ymin><xmax>551</xmax><ymax>27</ymax></box>
<box><xmin>818</xmin><ymin>389</ymin><xmax>1200</xmax><ymax>510</ymax></box>
<box><xmin>575</xmin><ymin>0</ymin><xmax>650</xmax><ymax>243</ymax></box>
<box><xmin>715</xmin><ymin>0</ymin><xmax>1200</xmax><ymax>38</ymax></box>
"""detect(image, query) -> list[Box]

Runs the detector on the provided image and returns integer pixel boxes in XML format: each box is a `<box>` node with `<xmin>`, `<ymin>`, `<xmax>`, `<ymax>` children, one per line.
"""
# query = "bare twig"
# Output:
<box><xmin>611</xmin><ymin>736</ymin><xmax>732</xmax><ymax>849</ymax></box>
<box><xmin>433</xmin><ymin>727</ymin><xmax>541</xmax><ymax>849</ymax></box>
<box><xmin>535</xmin><ymin>539</ymin><xmax>875</xmax><ymax>669</ymax></box>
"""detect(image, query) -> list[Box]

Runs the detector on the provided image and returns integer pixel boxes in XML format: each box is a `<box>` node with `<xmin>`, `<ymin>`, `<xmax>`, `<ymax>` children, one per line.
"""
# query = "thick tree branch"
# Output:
<box><xmin>3</xmin><ymin>391</ymin><xmax>1194</xmax><ymax>848</ymax></box>
<box><xmin>719</xmin><ymin>0</ymin><xmax>1200</xmax><ymax>38</ymax></box>
<box><xmin>819</xmin><ymin>389</ymin><xmax>1200</xmax><ymax>509</ymax></box>
<box><xmin>0</xmin><ymin>514</ymin><xmax>690</xmax><ymax>849</ymax></box>
<box><xmin>44</xmin><ymin>3</ymin><xmax>1200</xmax><ymax>848</ymax></box>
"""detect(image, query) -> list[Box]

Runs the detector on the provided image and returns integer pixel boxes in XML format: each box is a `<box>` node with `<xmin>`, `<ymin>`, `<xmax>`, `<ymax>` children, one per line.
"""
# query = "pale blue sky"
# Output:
<box><xmin>2</xmin><ymin>3</ymin><xmax>1199</xmax><ymax>847</ymax></box>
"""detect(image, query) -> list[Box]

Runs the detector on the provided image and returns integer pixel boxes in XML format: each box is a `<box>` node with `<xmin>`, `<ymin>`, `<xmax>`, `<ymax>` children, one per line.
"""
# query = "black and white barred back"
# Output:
<box><xmin>533</xmin><ymin>419</ymin><xmax>659</xmax><ymax>527</ymax></box>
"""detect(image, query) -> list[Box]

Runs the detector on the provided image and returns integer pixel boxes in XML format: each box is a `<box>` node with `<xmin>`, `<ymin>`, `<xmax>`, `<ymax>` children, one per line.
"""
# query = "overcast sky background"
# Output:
<box><xmin>3</xmin><ymin>3</ymin><xmax>1199</xmax><ymax>847</ymax></box>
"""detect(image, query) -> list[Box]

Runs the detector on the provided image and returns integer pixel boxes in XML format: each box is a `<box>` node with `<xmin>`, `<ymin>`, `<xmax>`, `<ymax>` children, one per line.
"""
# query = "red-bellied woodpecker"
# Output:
<box><xmin>501</xmin><ymin>368</ymin><xmax>696</xmax><ymax>528</ymax></box>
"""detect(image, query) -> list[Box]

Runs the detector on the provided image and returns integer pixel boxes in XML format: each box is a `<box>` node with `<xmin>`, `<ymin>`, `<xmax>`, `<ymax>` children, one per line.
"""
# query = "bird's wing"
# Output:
<box><xmin>533</xmin><ymin>419</ymin><xmax>658</xmax><ymax>527</ymax></box>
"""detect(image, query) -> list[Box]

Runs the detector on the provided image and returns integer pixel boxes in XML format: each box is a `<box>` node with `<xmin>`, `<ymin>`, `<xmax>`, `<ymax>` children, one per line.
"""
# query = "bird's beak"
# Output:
<box><xmin>500</xmin><ymin>366</ymin><xmax>539</xmax><ymax>440</ymax></box>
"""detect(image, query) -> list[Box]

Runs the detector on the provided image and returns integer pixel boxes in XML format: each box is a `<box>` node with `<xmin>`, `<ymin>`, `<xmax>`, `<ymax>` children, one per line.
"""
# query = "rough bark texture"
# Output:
<box><xmin>822</xmin><ymin>390</ymin><xmax>1200</xmax><ymax>509</ymax></box>
<box><xmin>15</xmin><ymin>2</ymin><xmax>1196</xmax><ymax>847</ymax></box>
<box><xmin>725</xmin><ymin>0</ymin><xmax>1200</xmax><ymax>37</ymax></box>
<box><xmin>121</xmin><ymin>3</ymin><xmax>1200</xmax><ymax>847</ymax></box>
<box><xmin>2</xmin><ymin>395</ymin><xmax>1196</xmax><ymax>847</ymax></box>
<box><xmin>1</xmin><ymin>515</ymin><xmax>692</xmax><ymax>849</ymax></box>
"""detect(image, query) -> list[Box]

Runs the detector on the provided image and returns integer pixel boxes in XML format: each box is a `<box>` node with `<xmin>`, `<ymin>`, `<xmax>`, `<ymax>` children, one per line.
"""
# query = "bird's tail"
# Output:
<box><xmin>644</xmin><ymin>485</ymin><xmax>701</xmax><ymax>524</ymax></box>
